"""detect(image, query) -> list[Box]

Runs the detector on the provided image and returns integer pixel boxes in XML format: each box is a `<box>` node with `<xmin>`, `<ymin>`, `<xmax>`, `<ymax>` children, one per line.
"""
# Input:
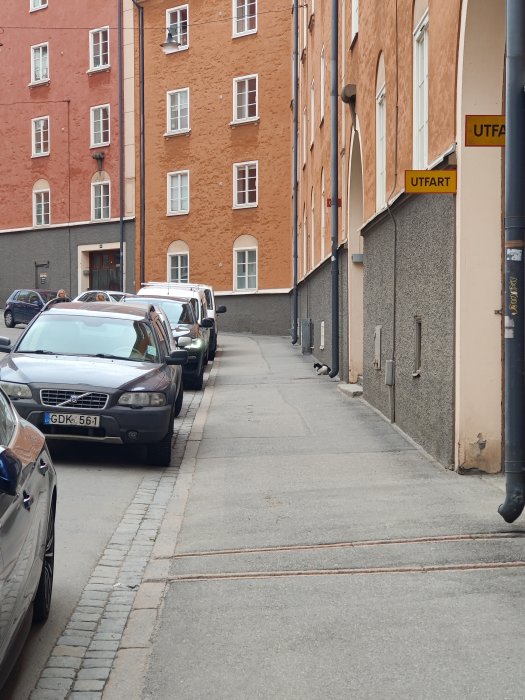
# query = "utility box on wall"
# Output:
<box><xmin>301</xmin><ymin>318</ymin><xmax>313</xmax><ymax>354</ymax></box>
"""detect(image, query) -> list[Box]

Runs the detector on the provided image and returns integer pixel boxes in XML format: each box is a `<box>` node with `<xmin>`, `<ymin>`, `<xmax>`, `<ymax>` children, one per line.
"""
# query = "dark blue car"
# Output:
<box><xmin>4</xmin><ymin>290</ymin><xmax>58</xmax><ymax>328</ymax></box>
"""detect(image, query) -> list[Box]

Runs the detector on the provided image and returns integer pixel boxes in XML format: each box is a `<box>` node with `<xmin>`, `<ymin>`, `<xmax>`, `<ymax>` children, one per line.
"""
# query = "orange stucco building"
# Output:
<box><xmin>136</xmin><ymin>0</ymin><xmax>293</xmax><ymax>331</ymax></box>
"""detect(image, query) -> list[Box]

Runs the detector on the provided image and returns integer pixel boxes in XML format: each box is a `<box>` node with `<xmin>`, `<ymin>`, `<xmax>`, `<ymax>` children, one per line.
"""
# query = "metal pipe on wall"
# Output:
<box><xmin>131</xmin><ymin>0</ymin><xmax>145</xmax><ymax>286</ymax></box>
<box><xmin>499</xmin><ymin>0</ymin><xmax>525</xmax><ymax>523</ymax></box>
<box><xmin>118</xmin><ymin>0</ymin><xmax>125</xmax><ymax>291</ymax></box>
<box><xmin>291</xmin><ymin>0</ymin><xmax>299</xmax><ymax>344</ymax></box>
<box><xmin>328</xmin><ymin>0</ymin><xmax>339</xmax><ymax>378</ymax></box>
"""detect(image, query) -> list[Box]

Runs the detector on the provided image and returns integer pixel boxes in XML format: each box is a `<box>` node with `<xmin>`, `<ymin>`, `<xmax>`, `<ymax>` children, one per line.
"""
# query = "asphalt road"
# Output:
<box><xmin>0</xmin><ymin>319</ymin><xmax>179</xmax><ymax>699</ymax></box>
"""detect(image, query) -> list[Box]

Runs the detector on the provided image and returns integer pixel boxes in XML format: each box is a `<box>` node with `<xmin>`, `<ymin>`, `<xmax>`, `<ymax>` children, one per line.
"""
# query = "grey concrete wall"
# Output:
<box><xmin>215</xmin><ymin>293</ymin><xmax>292</xmax><ymax>335</ymax></box>
<box><xmin>297</xmin><ymin>247</ymin><xmax>349</xmax><ymax>381</ymax></box>
<box><xmin>362</xmin><ymin>194</ymin><xmax>456</xmax><ymax>467</ymax></box>
<box><xmin>0</xmin><ymin>221</ymin><xmax>136</xmax><ymax>304</ymax></box>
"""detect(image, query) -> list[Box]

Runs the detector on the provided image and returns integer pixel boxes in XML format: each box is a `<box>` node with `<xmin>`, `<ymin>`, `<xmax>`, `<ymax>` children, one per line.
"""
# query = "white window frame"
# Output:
<box><xmin>31</xmin><ymin>43</ymin><xmax>49</xmax><ymax>84</ymax></box>
<box><xmin>90</xmin><ymin>104</ymin><xmax>110</xmax><ymax>147</ymax></box>
<box><xmin>33</xmin><ymin>188</ymin><xmax>50</xmax><ymax>227</ymax></box>
<box><xmin>32</xmin><ymin>115</ymin><xmax>50</xmax><ymax>157</ymax></box>
<box><xmin>310</xmin><ymin>79</ymin><xmax>315</xmax><ymax>145</ymax></box>
<box><xmin>413</xmin><ymin>11</ymin><xmax>429</xmax><ymax>169</ymax></box>
<box><xmin>233</xmin><ymin>74</ymin><xmax>258</xmax><ymax>124</ymax></box>
<box><xmin>351</xmin><ymin>0</ymin><xmax>359</xmax><ymax>44</ymax></box>
<box><xmin>169</xmin><ymin>253</ymin><xmax>189</xmax><ymax>283</ymax></box>
<box><xmin>166</xmin><ymin>5</ymin><xmax>189</xmax><ymax>51</ymax></box>
<box><xmin>91</xmin><ymin>181</ymin><xmax>111</xmax><ymax>221</ymax></box>
<box><xmin>310</xmin><ymin>189</ymin><xmax>315</xmax><ymax>267</ymax></box>
<box><xmin>89</xmin><ymin>27</ymin><xmax>110</xmax><ymax>72</ymax></box>
<box><xmin>166</xmin><ymin>88</ymin><xmax>190</xmax><ymax>134</ymax></box>
<box><xmin>376</xmin><ymin>84</ymin><xmax>386</xmax><ymax>210</ymax></box>
<box><xmin>233</xmin><ymin>0</ymin><xmax>257</xmax><ymax>38</ymax></box>
<box><xmin>30</xmin><ymin>0</ymin><xmax>48</xmax><ymax>11</ymax></box>
<box><xmin>302</xmin><ymin>106</ymin><xmax>307</xmax><ymax>165</ymax></box>
<box><xmin>321</xmin><ymin>168</ymin><xmax>325</xmax><ymax>259</ymax></box>
<box><xmin>320</xmin><ymin>47</ymin><xmax>325</xmax><ymax>122</ymax></box>
<box><xmin>167</xmin><ymin>170</ymin><xmax>190</xmax><ymax>215</ymax></box>
<box><xmin>235</xmin><ymin>247</ymin><xmax>258</xmax><ymax>291</ymax></box>
<box><xmin>233</xmin><ymin>161</ymin><xmax>258</xmax><ymax>209</ymax></box>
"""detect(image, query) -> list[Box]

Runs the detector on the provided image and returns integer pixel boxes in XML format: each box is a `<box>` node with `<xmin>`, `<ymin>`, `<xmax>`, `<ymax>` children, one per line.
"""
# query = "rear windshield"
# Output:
<box><xmin>40</xmin><ymin>291</ymin><xmax>57</xmax><ymax>301</ymax></box>
<box><xmin>126</xmin><ymin>298</ymin><xmax>196</xmax><ymax>324</ymax></box>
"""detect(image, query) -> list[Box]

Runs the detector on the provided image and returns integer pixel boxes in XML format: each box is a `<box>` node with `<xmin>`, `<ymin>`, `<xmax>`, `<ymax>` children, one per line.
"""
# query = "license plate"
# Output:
<box><xmin>44</xmin><ymin>413</ymin><xmax>100</xmax><ymax>427</ymax></box>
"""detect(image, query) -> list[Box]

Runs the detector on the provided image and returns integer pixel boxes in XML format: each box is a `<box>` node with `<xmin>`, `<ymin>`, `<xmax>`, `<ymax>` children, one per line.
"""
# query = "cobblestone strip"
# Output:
<box><xmin>29</xmin><ymin>391</ymin><xmax>202</xmax><ymax>700</ymax></box>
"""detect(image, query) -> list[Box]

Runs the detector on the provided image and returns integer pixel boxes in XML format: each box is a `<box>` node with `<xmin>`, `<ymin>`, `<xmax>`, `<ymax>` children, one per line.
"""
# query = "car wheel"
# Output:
<box><xmin>4</xmin><ymin>310</ymin><xmax>15</xmax><ymax>328</ymax></box>
<box><xmin>33</xmin><ymin>500</ymin><xmax>55</xmax><ymax>623</ymax></box>
<box><xmin>146</xmin><ymin>408</ymin><xmax>174</xmax><ymax>466</ymax></box>
<box><xmin>174</xmin><ymin>382</ymin><xmax>184</xmax><ymax>417</ymax></box>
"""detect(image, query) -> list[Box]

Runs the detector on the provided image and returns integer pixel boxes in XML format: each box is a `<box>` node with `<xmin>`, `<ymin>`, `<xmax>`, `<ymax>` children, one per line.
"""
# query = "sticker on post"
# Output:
<box><xmin>506</xmin><ymin>248</ymin><xmax>523</xmax><ymax>261</ymax></box>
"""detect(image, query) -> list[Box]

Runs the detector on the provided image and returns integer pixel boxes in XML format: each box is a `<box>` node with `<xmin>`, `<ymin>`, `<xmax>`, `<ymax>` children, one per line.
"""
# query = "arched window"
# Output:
<box><xmin>302</xmin><ymin>205</ymin><xmax>307</xmax><ymax>275</ymax></box>
<box><xmin>91</xmin><ymin>171</ymin><xmax>111</xmax><ymax>221</ymax></box>
<box><xmin>375</xmin><ymin>53</ymin><xmax>386</xmax><ymax>210</ymax></box>
<box><xmin>413</xmin><ymin>1</ymin><xmax>429</xmax><ymax>168</ymax></box>
<box><xmin>311</xmin><ymin>188</ymin><xmax>315</xmax><ymax>267</ymax></box>
<box><xmin>32</xmin><ymin>179</ymin><xmax>50</xmax><ymax>227</ymax></box>
<box><xmin>233</xmin><ymin>234</ymin><xmax>258</xmax><ymax>291</ymax></box>
<box><xmin>167</xmin><ymin>240</ymin><xmax>189</xmax><ymax>282</ymax></box>
<box><xmin>321</xmin><ymin>168</ymin><xmax>325</xmax><ymax>258</ymax></box>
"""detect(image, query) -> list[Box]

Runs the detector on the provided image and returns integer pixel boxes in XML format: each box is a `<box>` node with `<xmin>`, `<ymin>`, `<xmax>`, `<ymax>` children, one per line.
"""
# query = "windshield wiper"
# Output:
<box><xmin>94</xmin><ymin>353</ymin><xmax>132</xmax><ymax>361</ymax></box>
<box><xmin>21</xmin><ymin>349</ymin><xmax>59</xmax><ymax>355</ymax></box>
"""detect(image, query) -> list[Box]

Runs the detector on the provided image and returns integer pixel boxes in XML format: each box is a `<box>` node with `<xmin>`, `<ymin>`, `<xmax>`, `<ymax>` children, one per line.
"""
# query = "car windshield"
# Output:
<box><xmin>133</xmin><ymin>298</ymin><xmax>195</xmax><ymax>325</ymax></box>
<box><xmin>40</xmin><ymin>291</ymin><xmax>57</xmax><ymax>302</ymax></box>
<box><xmin>16</xmin><ymin>314</ymin><xmax>160</xmax><ymax>362</ymax></box>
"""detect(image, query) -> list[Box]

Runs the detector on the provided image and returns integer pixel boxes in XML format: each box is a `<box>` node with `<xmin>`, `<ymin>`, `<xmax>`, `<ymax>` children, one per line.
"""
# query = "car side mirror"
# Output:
<box><xmin>0</xmin><ymin>447</ymin><xmax>22</xmax><ymax>496</ymax></box>
<box><xmin>177</xmin><ymin>336</ymin><xmax>192</xmax><ymax>348</ymax></box>
<box><xmin>166</xmin><ymin>349</ymin><xmax>188</xmax><ymax>365</ymax></box>
<box><xmin>201</xmin><ymin>318</ymin><xmax>214</xmax><ymax>328</ymax></box>
<box><xmin>217</xmin><ymin>305</ymin><xmax>227</xmax><ymax>314</ymax></box>
<box><xmin>0</xmin><ymin>336</ymin><xmax>12</xmax><ymax>353</ymax></box>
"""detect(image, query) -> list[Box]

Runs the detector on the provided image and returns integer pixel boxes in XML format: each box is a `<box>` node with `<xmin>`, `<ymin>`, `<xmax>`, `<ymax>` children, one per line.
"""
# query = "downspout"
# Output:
<box><xmin>291</xmin><ymin>0</ymin><xmax>299</xmax><ymax>344</ymax></box>
<box><xmin>118</xmin><ymin>0</ymin><xmax>125</xmax><ymax>291</ymax></box>
<box><xmin>328</xmin><ymin>0</ymin><xmax>339</xmax><ymax>378</ymax></box>
<box><xmin>131</xmin><ymin>0</ymin><xmax>146</xmax><ymax>286</ymax></box>
<box><xmin>498</xmin><ymin>0</ymin><xmax>525</xmax><ymax>523</ymax></box>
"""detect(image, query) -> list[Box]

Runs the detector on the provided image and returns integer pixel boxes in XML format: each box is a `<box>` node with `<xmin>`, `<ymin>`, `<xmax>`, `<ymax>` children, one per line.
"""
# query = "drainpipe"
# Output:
<box><xmin>291</xmin><ymin>0</ymin><xmax>299</xmax><ymax>344</ymax></box>
<box><xmin>499</xmin><ymin>0</ymin><xmax>525</xmax><ymax>523</ymax></box>
<box><xmin>131</xmin><ymin>0</ymin><xmax>145</xmax><ymax>286</ymax></box>
<box><xmin>328</xmin><ymin>0</ymin><xmax>339</xmax><ymax>378</ymax></box>
<box><xmin>118</xmin><ymin>0</ymin><xmax>125</xmax><ymax>291</ymax></box>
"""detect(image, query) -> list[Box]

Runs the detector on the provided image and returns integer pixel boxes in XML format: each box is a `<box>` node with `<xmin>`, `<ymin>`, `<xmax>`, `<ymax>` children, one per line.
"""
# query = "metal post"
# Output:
<box><xmin>131</xmin><ymin>0</ymin><xmax>145</xmax><ymax>286</ymax></box>
<box><xmin>328</xmin><ymin>0</ymin><xmax>339</xmax><ymax>378</ymax></box>
<box><xmin>291</xmin><ymin>0</ymin><xmax>299</xmax><ymax>344</ymax></box>
<box><xmin>118</xmin><ymin>0</ymin><xmax>125</xmax><ymax>291</ymax></box>
<box><xmin>499</xmin><ymin>0</ymin><xmax>525</xmax><ymax>523</ymax></box>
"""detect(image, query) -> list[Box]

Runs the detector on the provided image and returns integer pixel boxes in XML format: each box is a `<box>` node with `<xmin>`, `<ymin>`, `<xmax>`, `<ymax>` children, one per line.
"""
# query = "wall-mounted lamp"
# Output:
<box><xmin>341</xmin><ymin>83</ymin><xmax>357</xmax><ymax>130</ymax></box>
<box><xmin>161</xmin><ymin>28</ymin><xmax>181</xmax><ymax>49</ymax></box>
<box><xmin>92</xmin><ymin>151</ymin><xmax>105</xmax><ymax>172</ymax></box>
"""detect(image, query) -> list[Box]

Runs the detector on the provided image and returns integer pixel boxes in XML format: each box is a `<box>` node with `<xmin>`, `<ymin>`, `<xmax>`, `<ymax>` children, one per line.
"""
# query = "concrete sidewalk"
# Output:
<box><xmin>105</xmin><ymin>334</ymin><xmax>525</xmax><ymax>700</ymax></box>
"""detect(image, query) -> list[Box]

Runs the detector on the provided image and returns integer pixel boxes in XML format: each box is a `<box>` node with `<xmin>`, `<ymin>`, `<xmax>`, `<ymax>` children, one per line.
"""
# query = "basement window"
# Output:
<box><xmin>413</xmin><ymin>316</ymin><xmax>422</xmax><ymax>377</ymax></box>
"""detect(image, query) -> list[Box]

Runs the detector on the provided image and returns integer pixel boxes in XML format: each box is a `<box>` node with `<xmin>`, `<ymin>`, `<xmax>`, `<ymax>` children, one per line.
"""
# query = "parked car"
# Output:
<box><xmin>122</xmin><ymin>295</ymin><xmax>212</xmax><ymax>389</ymax></box>
<box><xmin>0</xmin><ymin>302</ymin><xmax>188</xmax><ymax>466</ymax></box>
<box><xmin>151</xmin><ymin>283</ymin><xmax>227</xmax><ymax>360</ymax></box>
<box><xmin>4</xmin><ymin>289</ymin><xmax>58</xmax><ymax>328</ymax></box>
<box><xmin>137</xmin><ymin>284</ymin><xmax>212</xmax><ymax>362</ymax></box>
<box><xmin>73</xmin><ymin>290</ymin><xmax>133</xmax><ymax>303</ymax></box>
<box><xmin>0</xmin><ymin>387</ymin><xmax>57</xmax><ymax>687</ymax></box>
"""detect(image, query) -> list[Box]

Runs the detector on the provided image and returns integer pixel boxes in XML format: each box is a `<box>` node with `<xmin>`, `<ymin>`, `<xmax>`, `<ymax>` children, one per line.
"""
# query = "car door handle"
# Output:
<box><xmin>23</xmin><ymin>491</ymin><xmax>34</xmax><ymax>511</ymax></box>
<box><xmin>38</xmin><ymin>459</ymin><xmax>49</xmax><ymax>476</ymax></box>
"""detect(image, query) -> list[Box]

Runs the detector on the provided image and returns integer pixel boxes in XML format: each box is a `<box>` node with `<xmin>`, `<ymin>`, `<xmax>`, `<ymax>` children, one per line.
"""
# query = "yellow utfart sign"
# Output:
<box><xmin>405</xmin><ymin>170</ymin><xmax>457</xmax><ymax>194</ymax></box>
<box><xmin>465</xmin><ymin>115</ymin><xmax>505</xmax><ymax>146</ymax></box>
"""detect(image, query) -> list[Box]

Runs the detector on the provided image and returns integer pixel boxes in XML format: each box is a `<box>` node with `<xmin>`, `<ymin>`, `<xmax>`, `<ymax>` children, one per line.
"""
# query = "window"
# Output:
<box><xmin>310</xmin><ymin>80</ymin><xmax>315</xmax><ymax>145</ymax></box>
<box><xmin>413</xmin><ymin>12</ymin><xmax>429</xmax><ymax>168</ymax></box>
<box><xmin>351</xmin><ymin>0</ymin><xmax>359</xmax><ymax>44</ymax></box>
<box><xmin>90</xmin><ymin>105</ymin><xmax>110</xmax><ymax>147</ymax></box>
<box><xmin>376</xmin><ymin>85</ymin><xmax>386</xmax><ymax>210</ymax></box>
<box><xmin>310</xmin><ymin>189</ymin><xmax>315</xmax><ymax>266</ymax></box>
<box><xmin>34</xmin><ymin>188</ymin><xmax>50</xmax><ymax>226</ymax></box>
<box><xmin>233</xmin><ymin>0</ymin><xmax>257</xmax><ymax>37</ymax></box>
<box><xmin>413</xmin><ymin>316</ymin><xmax>422</xmax><ymax>377</ymax></box>
<box><xmin>170</xmin><ymin>253</ymin><xmax>189</xmax><ymax>283</ymax></box>
<box><xmin>89</xmin><ymin>27</ymin><xmax>110</xmax><ymax>71</ymax></box>
<box><xmin>320</xmin><ymin>47</ymin><xmax>325</xmax><ymax>122</ymax></box>
<box><xmin>166</xmin><ymin>5</ymin><xmax>189</xmax><ymax>50</ymax></box>
<box><xmin>30</xmin><ymin>0</ymin><xmax>47</xmax><ymax>10</ymax></box>
<box><xmin>302</xmin><ymin>106</ymin><xmax>307</xmax><ymax>165</ymax></box>
<box><xmin>233</xmin><ymin>161</ymin><xmax>258</xmax><ymax>208</ymax></box>
<box><xmin>236</xmin><ymin>249</ymin><xmax>257</xmax><ymax>290</ymax></box>
<box><xmin>167</xmin><ymin>171</ymin><xmax>190</xmax><ymax>215</ymax></box>
<box><xmin>167</xmin><ymin>88</ymin><xmax>190</xmax><ymax>134</ymax></box>
<box><xmin>92</xmin><ymin>181</ymin><xmax>110</xmax><ymax>220</ymax></box>
<box><xmin>321</xmin><ymin>168</ymin><xmax>325</xmax><ymax>258</ymax></box>
<box><xmin>32</xmin><ymin>116</ymin><xmax>49</xmax><ymax>157</ymax></box>
<box><xmin>0</xmin><ymin>390</ymin><xmax>16</xmax><ymax>447</ymax></box>
<box><xmin>302</xmin><ymin>206</ymin><xmax>307</xmax><ymax>275</ymax></box>
<box><xmin>31</xmin><ymin>43</ymin><xmax>49</xmax><ymax>84</ymax></box>
<box><xmin>233</xmin><ymin>75</ymin><xmax>258</xmax><ymax>123</ymax></box>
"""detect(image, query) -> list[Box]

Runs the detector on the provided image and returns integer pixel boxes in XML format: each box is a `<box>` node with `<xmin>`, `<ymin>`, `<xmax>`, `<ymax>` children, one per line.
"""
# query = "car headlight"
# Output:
<box><xmin>118</xmin><ymin>392</ymin><xmax>167</xmax><ymax>407</ymax></box>
<box><xmin>0</xmin><ymin>381</ymin><xmax>32</xmax><ymax>399</ymax></box>
<box><xmin>188</xmin><ymin>338</ymin><xmax>204</xmax><ymax>349</ymax></box>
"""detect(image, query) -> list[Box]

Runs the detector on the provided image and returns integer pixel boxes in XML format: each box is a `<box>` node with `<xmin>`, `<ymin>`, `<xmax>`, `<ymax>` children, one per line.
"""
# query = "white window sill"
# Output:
<box><xmin>90</xmin><ymin>142</ymin><xmax>110</xmax><ymax>149</ymax></box>
<box><xmin>32</xmin><ymin>152</ymin><xmax>50</xmax><ymax>159</ymax></box>
<box><xmin>350</xmin><ymin>31</ymin><xmax>358</xmax><ymax>49</ymax></box>
<box><xmin>28</xmin><ymin>80</ymin><xmax>50</xmax><ymax>88</ymax></box>
<box><xmin>30</xmin><ymin>5</ymin><xmax>48</xmax><ymax>11</ymax></box>
<box><xmin>232</xmin><ymin>29</ymin><xmax>257</xmax><ymax>39</ymax></box>
<box><xmin>167</xmin><ymin>211</ymin><xmax>190</xmax><ymax>217</ymax></box>
<box><xmin>34</xmin><ymin>222</ymin><xmax>51</xmax><ymax>228</ymax></box>
<box><xmin>164</xmin><ymin>129</ymin><xmax>191</xmax><ymax>138</ymax></box>
<box><xmin>87</xmin><ymin>66</ymin><xmax>111</xmax><ymax>75</ymax></box>
<box><xmin>92</xmin><ymin>217</ymin><xmax>111</xmax><ymax>223</ymax></box>
<box><xmin>161</xmin><ymin>44</ymin><xmax>189</xmax><ymax>56</ymax></box>
<box><xmin>230</xmin><ymin>117</ymin><xmax>259</xmax><ymax>128</ymax></box>
<box><xmin>234</xmin><ymin>287</ymin><xmax>258</xmax><ymax>294</ymax></box>
<box><xmin>233</xmin><ymin>203</ymin><xmax>258</xmax><ymax>210</ymax></box>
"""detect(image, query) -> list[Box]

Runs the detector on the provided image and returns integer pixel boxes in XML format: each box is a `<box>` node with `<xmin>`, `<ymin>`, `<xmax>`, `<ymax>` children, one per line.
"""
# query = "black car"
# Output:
<box><xmin>4</xmin><ymin>289</ymin><xmax>58</xmax><ymax>328</ymax></box>
<box><xmin>0</xmin><ymin>387</ymin><xmax>57</xmax><ymax>687</ymax></box>
<box><xmin>122</xmin><ymin>295</ymin><xmax>212</xmax><ymax>390</ymax></box>
<box><xmin>0</xmin><ymin>302</ymin><xmax>188</xmax><ymax>466</ymax></box>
